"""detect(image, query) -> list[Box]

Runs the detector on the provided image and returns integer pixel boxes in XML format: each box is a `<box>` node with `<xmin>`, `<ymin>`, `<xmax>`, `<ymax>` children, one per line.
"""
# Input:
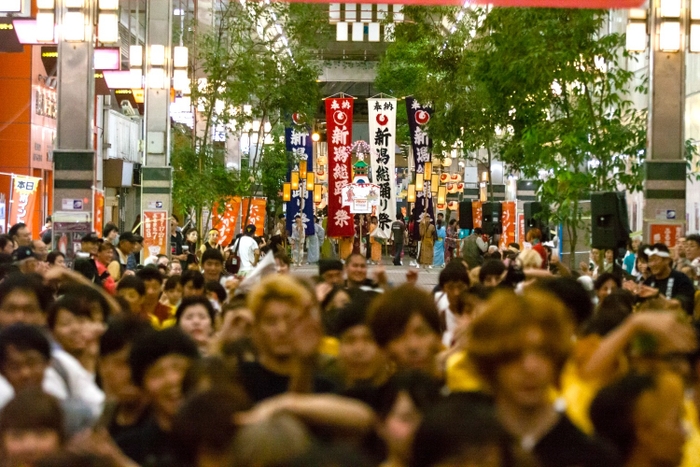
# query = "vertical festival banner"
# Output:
<box><xmin>242</xmin><ymin>197</ymin><xmax>267</xmax><ymax>236</ymax></box>
<box><xmin>326</xmin><ymin>97</ymin><xmax>355</xmax><ymax>237</ymax></box>
<box><xmin>499</xmin><ymin>201</ymin><xmax>516</xmax><ymax>250</ymax></box>
<box><xmin>472</xmin><ymin>201</ymin><xmax>483</xmax><ymax>229</ymax></box>
<box><xmin>9</xmin><ymin>175</ymin><xmax>41</xmax><ymax>227</ymax></box>
<box><xmin>93</xmin><ymin>190</ymin><xmax>104</xmax><ymax>237</ymax></box>
<box><xmin>368</xmin><ymin>98</ymin><xmax>397</xmax><ymax>237</ymax></box>
<box><xmin>213</xmin><ymin>197</ymin><xmax>242</xmax><ymax>247</ymax></box>
<box><xmin>142</xmin><ymin>210</ymin><xmax>168</xmax><ymax>261</ymax></box>
<box><xmin>406</xmin><ymin>97</ymin><xmax>434</xmax><ymax>239</ymax></box>
<box><xmin>285</xmin><ymin>118</ymin><xmax>315</xmax><ymax>236</ymax></box>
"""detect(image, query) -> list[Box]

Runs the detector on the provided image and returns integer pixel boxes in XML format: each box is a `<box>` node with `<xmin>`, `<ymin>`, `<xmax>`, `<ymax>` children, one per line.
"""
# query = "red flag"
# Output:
<box><xmin>241</xmin><ymin>197</ymin><xmax>267</xmax><ymax>237</ymax></box>
<box><xmin>326</xmin><ymin>97</ymin><xmax>355</xmax><ymax>237</ymax></box>
<box><xmin>213</xmin><ymin>197</ymin><xmax>242</xmax><ymax>247</ymax></box>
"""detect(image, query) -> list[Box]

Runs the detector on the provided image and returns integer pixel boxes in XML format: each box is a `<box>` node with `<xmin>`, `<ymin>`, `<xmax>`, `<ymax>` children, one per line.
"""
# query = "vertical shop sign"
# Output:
<box><xmin>326</xmin><ymin>97</ymin><xmax>355</xmax><ymax>237</ymax></box>
<box><xmin>143</xmin><ymin>211</ymin><xmax>168</xmax><ymax>260</ymax></box>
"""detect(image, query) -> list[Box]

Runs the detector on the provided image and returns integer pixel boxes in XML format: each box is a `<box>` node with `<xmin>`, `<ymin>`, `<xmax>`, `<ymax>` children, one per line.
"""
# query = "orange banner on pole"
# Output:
<box><xmin>94</xmin><ymin>190</ymin><xmax>104</xmax><ymax>236</ymax></box>
<box><xmin>517</xmin><ymin>212</ymin><xmax>525</xmax><ymax>247</ymax></box>
<box><xmin>471</xmin><ymin>201</ymin><xmax>482</xmax><ymax>229</ymax></box>
<box><xmin>9</xmin><ymin>175</ymin><xmax>41</xmax><ymax>227</ymax></box>
<box><xmin>499</xmin><ymin>201</ymin><xmax>516</xmax><ymax>251</ymax></box>
<box><xmin>241</xmin><ymin>197</ymin><xmax>267</xmax><ymax>236</ymax></box>
<box><xmin>213</xmin><ymin>197</ymin><xmax>242</xmax><ymax>248</ymax></box>
<box><xmin>142</xmin><ymin>211</ymin><xmax>168</xmax><ymax>261</ymax></box>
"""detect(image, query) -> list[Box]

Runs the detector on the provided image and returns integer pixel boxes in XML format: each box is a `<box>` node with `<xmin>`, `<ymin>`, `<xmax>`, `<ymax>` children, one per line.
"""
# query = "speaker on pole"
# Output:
<box><xmin>459</xmin><ymin>201</ymin><xmax>474</xmax><ymax>229</ymax></box>
<box><xmin>482</xmin><ymin>202</ymin><xmax>502</xmax><ymax>236</ymax></box>
<box><xmin>591</xmin><ymin>192</ymin><xmax>630</xmax><ymax>250</ymax></box>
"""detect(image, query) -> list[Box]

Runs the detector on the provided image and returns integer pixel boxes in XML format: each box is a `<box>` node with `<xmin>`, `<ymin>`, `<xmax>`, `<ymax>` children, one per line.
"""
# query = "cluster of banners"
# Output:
<box><xmin>326</xmin><ymin>97</ymin><xmax>355</xmax><ymax>237</ymax></box>
<box><xmin>8</xmin><ymin>175</ymin><xmax>41</xmax><ymax>228</ymax></box>
<box><xmin>285</xmin><ymin>125</ymin><xmax>315</xmax><ymax>236</ymax></box>
<box><xmin>212</xmin><ymin>197</ymin><xmax>267</xmax><ymax>247</ymax></box>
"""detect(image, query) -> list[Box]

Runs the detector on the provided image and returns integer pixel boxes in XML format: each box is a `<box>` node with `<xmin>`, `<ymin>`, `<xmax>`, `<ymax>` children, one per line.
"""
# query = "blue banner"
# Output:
<box><xmin>285</xmin><ymin>125</ymin><xmax>315</xmax><ymax>236</ymax></box>
<box><xmin>405</xmin><ymin>97</ymin><xmax>435</xmax><ymax>240</ymax></box>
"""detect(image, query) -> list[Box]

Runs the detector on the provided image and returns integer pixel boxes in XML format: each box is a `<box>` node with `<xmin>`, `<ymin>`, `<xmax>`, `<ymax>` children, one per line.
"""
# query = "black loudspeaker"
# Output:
<box><xmin>591</xmin><ymin>192</ymin><xmax>631</xmax><ymax>250</ymax></box>
<box><xmin>524</xmin><ymin>202</ymin><xmax>545</xmax><ymax>236</ymax></box>
<box><xmin>482</xmin><ymin>202</ymin><xmax>502</xmax><ymax>236</ymax></box>
<box><xmin>459</xmin><ymin>201</ymin><xmax>474</xmax><ymax>229</ymax></box>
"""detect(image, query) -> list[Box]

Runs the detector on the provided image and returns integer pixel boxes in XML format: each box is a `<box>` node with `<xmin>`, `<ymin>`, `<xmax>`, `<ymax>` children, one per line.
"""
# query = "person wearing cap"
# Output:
<box><xmin>12</xmin><ymin>247</ymin><xmax>38</xmax><ymax>275</ymax></box>
<box><xmin>74</xmin><ymin>233</ymin><xmax>103</xmax><ymax>286</ymax></box>
<box><xmin>107</xmin><ymin>232</ymin><xmax>137</xmax><ymax>282</ymax></box>
<box><xmin>319</xmin><ymin>259</ymin><xmax>344</xmax><ymax>287</ymax></box>
<box><xmin>231</xmin><ymin>224</ymin><xmax>259</xmax><ymax>277</ymax></box>
<box><xmin>637</xmin><ymin>243</ymin><xmax>695</xmax><ymax>315</ymax></box>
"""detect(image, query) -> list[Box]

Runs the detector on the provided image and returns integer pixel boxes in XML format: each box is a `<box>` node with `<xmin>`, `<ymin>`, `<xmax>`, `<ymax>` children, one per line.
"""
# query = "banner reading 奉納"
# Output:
<box><xmin>9</xmin><ymin>175</ymin><xmax>41</xmax><ymax>227</ymax></box>
<box><xmin>326</xmin><ymin>97</ymin><xmax>355</xmax><ymax>237</ymax></box>
<box><xmin>406</xmin><ymin>97</ymin><xmax>434</xmax><ymax>240</ymax></box>
<box><xmin>285</xmin><ymin>123</ymin><xmax>315</xmax><ymax>236</ymax></box>
<box><xmin>368</xmin><ymin>98</ymin><xmax>397</xmax><ymax>238</ymax></box>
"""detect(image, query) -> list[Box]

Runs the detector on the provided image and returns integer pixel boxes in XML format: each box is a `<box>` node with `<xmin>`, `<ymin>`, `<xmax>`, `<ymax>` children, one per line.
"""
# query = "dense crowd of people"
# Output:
<box><xmin>0</xmin><ymin>218</ymin><xmax>699</xmax><ymax>467</ymax></box>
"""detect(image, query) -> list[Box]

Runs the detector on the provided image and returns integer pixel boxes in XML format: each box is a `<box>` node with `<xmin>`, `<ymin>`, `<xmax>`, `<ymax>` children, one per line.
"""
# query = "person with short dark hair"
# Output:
<box><xmin>108</xmin><ymin>232</ymin><xmax>138</xmax><ymax>282</ymax></box>
<box><xmin>461</xmin><ymin>227</ymin><xmax>487</xmax><ymax>268</ymax></box>
<box><xmin>479</xmin><ymin>259</ymin><xmax>507</xmax><ymax>287</ymax></box>
<box><xmin>0</xmin><ymin>234</ymin><xmax>14</xmax><ymax>255</ymax></box>
<box><xmin>163</xmin><ymin>275</ymin><xmax>182</xmax><ymax>308</ymax></box>
<box><xmin>0</xmin><ymin>273</ymin><xmax>52</xmax><ymax>329</ymax></box>
<box><xmin>319</xmin><ymin>259</ymin><xmax>344</xmax><ymax>286</ymax></box>
<box><xmin>116</xmin><ymin>327</ymin><xmax>200</xmax><ymax>465</ymax></box>
<box><xmin>368</xmin><ymin>284</ymin><xmax>442</xmax><ymax>377</ymax></box>
<box><xmin>8</xmin><ymin>222</ymin><xmax>31</xmax><ymax>247</ymax></box>
<box><xmin>47</xmin><ymin>295</ymin><xmax>99</xmax><ymax>373</ymax></box>
<box><xmin>0</xmin><ymin>323</ymin><xmax>51</xmax><ymax>395</ymax></box>
<box><xmin>436</xmin><ymin>261</ymin><xmax>470</xmax><ymax>346</ymax></box>
<box><xmin>12</xmin><ymin>246</ymin><xmax>39</xmax><ymax>275</ymax></box>
<box><xmin>40</xmin><ymin>216</ymin><xmax>52</xmax><ymax>245</ymax></box>
<box><xmin>344</xmin><ymin>253</ymin><xmax>386</xmax><ymax>291</ymax></box>
<box><xmin>204</xmin><ymin>280</ymin><xmax>226</xmax><ymax>307</ymax></box>
<box><xmin>230</xmin><ymin>224</ymin><xmax>260</xmax><ymax>277</ymax></box>
<box><xmin>170</xmin><ymin>215</ymin><xmax>187</xmax><ymax>263</ymax></box>
<box><xmin>180</xmin><ymin>269</ymin><xmax>205</xmax><ymax>297</ymax></box>
<box><xmin>47</xmin><ymin>250</ymin><xmax>66</xmax><ymax>268</ymax></box>
<box><xmin>201</xmin><ymin>248</ymin><xmax>226</xmax><ymax>284</ymax></box>
<box><xmin>136</xmin><ymin>266</ymin><xmax>174</xmax><ymax>329</ymax></box>
<box><xmin>116</xmin><ymin>276</ymin><xmax>146</xmax><ymax>315</ymax></box>
<box><xmin>638</xmin><ymin>243</ymin><xmax>696</xmax><ymax>314</ymax></box>
<box><xmin>102</xmin><ymin>223</ymin><xmax>119</xmax><ymax>245</ymax></box>
<box><xmin>175</xmin><ymin>296</ymin><xmax>216</xmax><ymax>355</ymax></box>
<box><xmin>126</xmin><ymin>234</ymin><xmax>144</xmax><ymax>272</ymax></box>
<box><xmin>274</xmin><ymin>251</ymin><xmax>292</xmax><ymax>274</ymax></box>
<box><xmin>594</xmin><ymin>272</ymin><xmax>621</xmax><ymax>305</ymax></box>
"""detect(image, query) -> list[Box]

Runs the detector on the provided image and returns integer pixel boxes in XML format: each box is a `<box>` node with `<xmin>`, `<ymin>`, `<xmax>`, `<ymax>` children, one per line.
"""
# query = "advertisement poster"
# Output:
<box><xmin>143</xmin><ymin>210</ymin><xmax>168</xmax><ymax>260</ymax></box>
<box><xmin>52</xmin><ymin>221</ymin><xmax>91</xmax><ymax>269</ymax></box>
<box><xmin>341</xmin><ymin>183</ymin><xmax>381</xmax><ymax>214</ymax></box>
<box><xmin>649</xmin><ymin>223</ymin><xmax>683</xmax><ymax>248</ymax></box>
<box><xmin>8</xmin><ymin>175</ymin><xmax>41</xmax><ymax>227</ymax></box>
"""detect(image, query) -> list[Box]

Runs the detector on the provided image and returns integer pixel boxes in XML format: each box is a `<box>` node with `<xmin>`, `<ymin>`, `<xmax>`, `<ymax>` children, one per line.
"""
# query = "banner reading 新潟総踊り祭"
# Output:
<box><xmin>405</xmin><ymin>97</ymin><xmax>434</xmax><ymax>240</ymax></box>
<box><xmin>326</xmin><ymin>97</ymin><xmax>355</xmax><ymax>237</ymax></box>
<box><xmin>368</xmin><ymin>98</ymin><xmax>397</xmax><ymax>239</ymax></box>
<box><xmin>285</xmin><ymin>120</ymin><xmax>315</xmax><ymax>236</ymax></box>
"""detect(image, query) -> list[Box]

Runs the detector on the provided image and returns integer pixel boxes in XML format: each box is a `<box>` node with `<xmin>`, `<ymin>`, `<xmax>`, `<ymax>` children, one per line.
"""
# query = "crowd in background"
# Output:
<box><xmin>0</xmin><ymin>216</ymin><xmax>698</xmax><ymax>467</ymax></box>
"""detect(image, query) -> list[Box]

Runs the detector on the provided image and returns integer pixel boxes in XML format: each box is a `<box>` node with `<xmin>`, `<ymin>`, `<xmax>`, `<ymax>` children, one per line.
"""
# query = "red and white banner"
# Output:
<box><xmin>9</xmin><ymin>175</ymin><xmax>41</xmax><ymax>227</ymax></box>
<box><xmin>649</xmin><ymin>223</ymin><xmax>684</xmax><ymax>248</ymax></box>
<box><xmin>242</xmin><ymin>197</ymin><xmax>267</xmax><ymax>237</ymax></box>
<box><xmin>472</xmin><ymin>201</ymin><xmax>482</xmax><ymax>229</ymax></box>
<box><xmin>213</xmin><ymin>197</ymin><xmax>242</xmax><ymax>248</ymax></box>
<box><xmin>143</xmin><ymin>210</ymin><xmax>168</xmax><ymax>260</ymax></box>
<box><xmin>93</xmin><ymin>190</ymin><xmax>104</xmax><ymax>237</ymax></box>
<box><xmin>368</xmin><ymin>98</ymin><xmax>397</xmax><ymax>238</ymax></box>
<box><xmin>499</xmin><ymin>201</ymin><xmax>516</xmax><ymax>251</ymax></box>
<box><xmin>326</xmin><ymin>97</ymin><xmax>355</xmax><ymax>237</ymax></box>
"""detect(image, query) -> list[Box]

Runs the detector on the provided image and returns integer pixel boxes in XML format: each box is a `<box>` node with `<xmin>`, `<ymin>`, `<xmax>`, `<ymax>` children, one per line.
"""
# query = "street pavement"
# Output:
<box><xmin>290</xmin><ymin>261</ymin><xmax>441</xmax><ymax>291</ymax></box>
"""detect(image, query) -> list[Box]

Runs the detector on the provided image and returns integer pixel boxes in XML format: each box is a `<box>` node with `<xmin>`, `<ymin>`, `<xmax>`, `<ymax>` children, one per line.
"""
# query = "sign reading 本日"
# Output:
<box><xmin>9</xmin><ymin>175</ymin><xmax>41</xmax><ymax>227</ymax></box>
<box><xmin>368</xmin><ymin>98</ymin><xmax>397</xmax><ymax>238</ymax></box>
<box><xmin>326</xmin><ymin>97</ymin><xmax>355</xmax><ymax>237</ymax></box>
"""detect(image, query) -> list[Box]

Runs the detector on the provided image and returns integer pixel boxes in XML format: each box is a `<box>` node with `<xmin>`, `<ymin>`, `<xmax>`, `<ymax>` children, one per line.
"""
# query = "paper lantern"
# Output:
<box><xmin>456</xmin><ymin>182</ymin><xmax>464</xmax><ymax>192</ymax></box>
<box><xmin>317</xmin><ymin>155</ymin><xmax>328</xmax><ymax>166</ymax></box>
<box><xmin>407</xmin><ymin>184</ymin><xmax>416</xmax><ymax>203</ymax></box>
<box><xmin>283</xmin><ymin>183</ymin><xmax>291</xmax><ymax>202</ymax></box>
<box><xmin>299</xmin><ymin>160</ymin><xmax>307</xmax><ymax>179</ymax></box>
<box><xmin>447</xmin><ymin>201</ymin><xmax>459</xmax><ymax>211</ymax></box>
<box><xmin>447</xmin><ymin>183</ymin><xmax>457</xmax><ymax>194</ymax></box>
<box><xmin>416</xmin><ymin>173</ymin><xmax>424</xmax><ymax>192</ymax></box>
<box><xmin>450</xmin><ymin>173</ymin><xmax>461</xmax><ymax>182</ymax></box>
<box><xmin>442</xmin><ymin>158</ymin><xmax>452</xmax><ymax>167</ymax></box>
<box><xmin>440</xmin><ymin>173</ymin><xmax>450</xmax><ymax>183</ymax></box>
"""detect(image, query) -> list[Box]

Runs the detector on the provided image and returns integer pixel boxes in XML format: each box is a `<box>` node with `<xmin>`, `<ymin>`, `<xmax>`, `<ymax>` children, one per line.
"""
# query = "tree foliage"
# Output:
<box><xmin>377</xmin><ymin>7</ymin><xmax>647</xmax><ymax>264</ymax></box>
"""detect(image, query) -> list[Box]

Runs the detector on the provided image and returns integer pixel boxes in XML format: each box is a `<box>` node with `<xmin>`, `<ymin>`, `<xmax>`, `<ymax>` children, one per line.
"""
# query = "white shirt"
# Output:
<box><xmin>235</xmin><ymin>235</ymin><xmax>259</xmax><ymax>273</ymax></box>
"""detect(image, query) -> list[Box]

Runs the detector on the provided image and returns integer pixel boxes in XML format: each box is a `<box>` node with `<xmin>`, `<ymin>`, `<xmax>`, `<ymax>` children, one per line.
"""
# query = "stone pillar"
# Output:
<box><xmin>141</xmin><ymin>0</ymin><xmax>173</xmax><ymax>259</ymax></box>
<box><xmin>643</xmin><ymin>0</ymin><xmax>687</xmax><ymax>241</ymax></box>
<box><xmin>53</xmin><ymin>0</ymin><xmax>95</xmax><ymax>222</ymax></box>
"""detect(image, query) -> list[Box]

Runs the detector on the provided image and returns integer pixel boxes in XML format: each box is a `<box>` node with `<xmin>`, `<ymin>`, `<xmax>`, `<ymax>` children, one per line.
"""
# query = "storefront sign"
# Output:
<box><xmin>143</xmin><ymin>210</ymin><xmax>168</xmax><ymax>260</ymax></box>
<box><xmin>649</xmin><ymin>223</ymin><xmax>684</xmax><ymax>248</ymax></box>
<box><xmin>9</xmin><ymin>175</ymin><xmax>41</xmax><ymax>226</ymax></box>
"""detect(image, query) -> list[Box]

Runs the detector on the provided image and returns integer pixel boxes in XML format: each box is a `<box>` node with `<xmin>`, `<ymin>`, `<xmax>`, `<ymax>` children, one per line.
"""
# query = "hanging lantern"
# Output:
<box><xmin>456</xmin><ymin>182</ymin><xmax>464</xmax><ymax>192</ymax></box>
<box><xmin>440</xmin><ymin>173</ymin><xmax>450</xmax><ymax>183</ymax></box>
<box><xmin>306</xmin><ymin>172</ymin><xmax>314</xmax><ymax>191</ymax></box>
<box><xmin>424</xmin><ymin>161</ymin><xmax>432</xmax><ymax>177</ymax></box>
<box><xmin>299</xmin><ymin>160</ymin><xmax>307</xmax><ymax>179</ymax></box>
<box><xmin>451</xmin><ymin>173</ymin><xmax>462</xmax><ymax>182</ymax></box>
<box><xmin>431</xmin><ymin>173</ymin><xmax>440</xmax><ymax>192</ymax></box>
<box><xmin>442</xmin><ymin>158</ymin><xmax>452</xmax><ymax>167</ymax></box>
<box><xmin>416</xmin><ymin>173</ymin><xmax>424</xmax><ymax>192</ymax></box>
<box><xmin>314</xmin><ymin>185</ymin><xmax>323</xmax><ymax>203</ymax></box>
<box><xmin>283</xmin><ymin>183</ymin><xmax>291</xmax><ymax>202</ymax></box>
<box><xmin>407</xmin><ymin>184</ymin><xmax>416</xmax><ymax>203</ymax></box>
<box><xmin>291</xmin><ymin>171</ymin><xmax>299</xmax><ymax>190</ymax></box>
<box><xmin>437</xmin><ymin>185</ymin><xmax>447</xmax><ymax>205</ymax></box>
<box><xmin>447</xmin><ymin>201</ymin><xmax>460</xmax><ymax>211</ymax></box>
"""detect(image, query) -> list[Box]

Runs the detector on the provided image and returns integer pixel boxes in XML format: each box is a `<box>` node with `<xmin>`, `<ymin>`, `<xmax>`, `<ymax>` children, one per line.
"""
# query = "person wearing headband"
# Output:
<box><xmin>640</xmin><ymin>243</ymin><xmax>695</xmax><ymax>315</ymax></box>
<box><xmin>199</xmin><ymin>228</ymin><xmax>224</xmax><ymax>259</ymax></box>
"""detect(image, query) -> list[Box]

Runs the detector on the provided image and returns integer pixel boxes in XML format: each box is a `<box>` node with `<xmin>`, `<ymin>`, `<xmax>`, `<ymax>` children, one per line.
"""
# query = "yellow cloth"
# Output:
<box><xmin>148</xmin><ymin>305</ymin><xmax>176</xmax><ymax>330</ymax></box>
<box><xmin>681</xmin><ymin>397</ymin><xmax>700</xmax><ymax>467</ymax></box>
<box><xmin>319</xmin><ymin>336</ymin><xmax>339</xmax><ymax>357</ymax></box>
<box><xmin>445</xmin><ymin>351</ymin><xmax>483</xmax><ymax>393</ymax></box>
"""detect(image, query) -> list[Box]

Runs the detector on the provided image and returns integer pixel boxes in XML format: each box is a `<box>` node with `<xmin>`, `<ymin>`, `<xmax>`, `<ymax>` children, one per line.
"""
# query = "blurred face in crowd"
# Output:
<box><xmin>157</xmin><ymin>256</ymin><xmax>169</xmax><ymax>268</ymax></box>
<box><xmin>219</xmin><ymin>307</ymin><xmax>254</xmax><ymax>344</ymax></box>
<box><xmin>106</xmin><ymin>229</ymin><xmax>118</xmax><ymax>243</ymax></box>
<box><xmin>338</xmin><ymin>324</ymin><xmax>384</xmax><ymax>383</ymax></box>
<box><xmin>648</xmin><ymin>254</ymin><xmax>672</xmax><ymax>278</ymax></box>
<box><xmin>52</xmin><ymin>309</ymin><xmax>90</xmax><ymax>356</ymax></box>
<box><xmin>51</xmin><ymin>254</ymin><xmax>66</xmax><ymax>268</ymax></box>
<box><xmin>443</xmin><ymin>281</ymin><xmax>468</xmax><ymax>313</ymax></box>
<box><xmin>97</xmin><ymin>244</ymin><xmax>113</xmax><ymax>265</ymax></box>
<box><xmin>637</xmin><ymin>257</ymin><xmax>649</xmax><ymax>276</ymax></box>
<box><xmin>0</xmin><ymin>291</ymin><xmax>43</xmax><ymax>328</ymax></box>
<box><xmin>170</xmin><ymin>218</ymin><xmax>179</xmax><ymax>232</ymax></box>
<box><xmin>346</xmin><ymin>256</ymin><xmax>368</xmax><ymax>285</ymax></box>
<box><xmin>99</xmin><ymin>346</ymin><xmax>142</xmax><ymax>404</ymax></box>
<box><xmin>596</xmin><ymin>279</ymin><xmax>618</xmax><ymax>303</ymax></box>
<box><xmin>117</xmin><ymin>288</ymin><xmax>144</xmax><ymax>314</ymax></box>
<box><xmin>380</xmin><ymin>391</ymin><xmax>422</xmax><ymax>464</ymax></box>
<box><xmin>0</xmin><ymin>345</ymin><xmax>48</xmax><ymax>392</ymax></box>
<box><xmin>182</xmin><ymin>280</ymin><xmax>203</xmax><ymax>298</ymax></box>
<box><xmin>207</xmin><ymin>230</ymin><xmax>219</xmax><ymax>245</ymax></box>
<box><xmin>385</xmin><ymin>313</ymin><xmax>441</xmax><ymax>374</ymax></box>
<box><xmin>164</xmin><ymin>285</ymin><xmax>182</xmax><ymax>307</ymax></box>
<box><xmin>186</xmin><ymin>230</ymin><xmax>198</xmax><ymax>243</ymax></box>
<box><xmin>169</xmin><ymin>261</ymin><xmax>182</xmax><ymax>276</ymax></box>
<box><xmin>685</xmin><ymin>240</ymin><xmax>700</xmax><ymax>261</ymax></box>
<box><xmin>604</xmin><ymin>249</ymin><xmax>614</xmax><ymax>263</ymax></box>
<box><xmin>254</xmin><ymin>300</ymin><xmax>302</xmax><ymax>360</ymax></box>
<box><xmin>143</xmin><ymin>354</ymin><xmax>192</xmax><ymax>421</ymax></box>
<box><xmin>482</xmin><ymin>274</ymin><xmax>502</xmax><ymax>288</ymax></box>
<box><xmin>322</xmin><ymin>269</ymin><xmax>344</xmax><ymax>287</ymax></box>
<box><xmin>590</xmin><ymin>248</ymin><xmax>600</xmax><ymax>263</ymax></box>
<box><xmin>32</xmin><ymin>241</ymin><xmax>48</xmax><ymax>262</ymax></box>
<box><xmin>2</xmin><ymin>427</ymin><xmax>61</xmax><ymax>466</ymax></box>
<box><xmin>81</xmin><ymin>240</ymin><xmax>99</xmax><ymax>256</ymax></box>
<box><xmin>118</xmin><ymin>240</ymin><xmax>135</xmax><ymax>256</ymax></box>
<box><xmin>179</xmin><ymin>304</ymin><xmax>213</xmax><ymax>348</ymax></box>
<box><xmin>203</xmin><ymin>259</ymin><xmax>223</xmax><ymax>282</ymax></box>
<box><xmin>17</xmin><ymin>257</ymin><xmax>38</xmax><ymax>275</ymax></box>
<box><xmin>143</xmin><ymin>279</ymin><xmax>162</xmax><ymax>305</ymax></box>
<box><xmin>275</xmin><ymin>257</ymin><xmax>290</xmax><ymax>274</ymax></box>
<box><xmin>493</xmin><ymin>326</ymin><xmax>554</xmax><ymax>410</ymax></box>
<box><xmin>14</xmin><ymin>226</ymin><xmax>31</xmax><ymax>247</ymax></box>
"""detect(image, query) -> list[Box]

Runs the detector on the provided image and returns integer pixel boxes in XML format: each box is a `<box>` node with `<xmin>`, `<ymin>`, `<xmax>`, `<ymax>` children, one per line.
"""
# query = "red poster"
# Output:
<box><xmin>94</xmin><ymin>190</ymin><xmax>104</xmax><ymax>237</ymax></box>
<box><xmin>241</xmin><ymin>197</ymin><xmax>267</xmax><ymax>237</ymax></box>
<box><xmin>326</xmin><ymin>97</ymin><xmax>355</xmax><ymax>237</ymax></box>
<box><xmin>517</xmin><ymin>213</ymin><xmax>525</xmax><ymax>247</ymax></box>
<box><xmin>649</xmin><ymin>223</ymin><xmax>683</xmax><ymax>248</ymax></box>
<box><xmin>9</xmin><ymin>176</ymin><xmax>41</xmax><ymax>227</ymax></box>
<box><xmin>472</xmin><ymin>201</ymin><xmax>482</xmax><ymax>229</ymax></box>
<box><xmin>282</xmin><ymin>0</ymin><xmax>642</xmax><ymax>6</ymax></box>
<box><xmin>143</xmin><ymin>211</ymin><xmax>168</xmax><ymax>260</ymax></box>
<box><xmin>499</xmin><ymin>201</ymin><xmax>516</xmax><ymax>250</ymax></box>
<box><xmin>213</xmin><ymin>197</ymin><xmax>241</xmax><ymax>248</ymax></box>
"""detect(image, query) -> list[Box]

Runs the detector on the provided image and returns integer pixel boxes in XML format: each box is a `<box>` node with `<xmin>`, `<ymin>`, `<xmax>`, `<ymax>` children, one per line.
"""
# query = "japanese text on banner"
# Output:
<box><xmin>326</xmin><ymin>97</ymin><xmax>355</xmax><ymax>237</ymax></box>
<box><xmin>9</xmin><ymin>175</ymin><xmax>41</xmax><ymax>227</ymax></box>
<box><xmin>143</xmin><ymin>211</ymin><xmax>168</xmax><ymax>260</ymax></box>
<box><xmin>213</xmin><ymin>197</ymin><xmax>241</xmax><ymax>247</ymax></box>
<box><xmin>405</xmin><ymin>97</ymin><xmax>434</xmax><ymax>239</ymax></box>
<box><xmin>368</xmin><ymin>98</ymin><xmax>397</xmax><ymax>237</ymax></box>
<box><xmin>499</xmin><ymin>201</ymin><xmax>516</xmax><ymax>250</ymax></box>
<box><xmin>285</xmin><ymin>125</ymin><xmax>315</xmax><ymax>236</ymax></box>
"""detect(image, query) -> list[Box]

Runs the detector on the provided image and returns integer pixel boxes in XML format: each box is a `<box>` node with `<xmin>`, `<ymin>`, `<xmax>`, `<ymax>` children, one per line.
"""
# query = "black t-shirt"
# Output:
<box><xmin>391</xmin><ymin>220</ymin><xmax>405</xmax><ymax>244</ymax></box>
<box><xmin>534</xmin><ymin>415</ymin><xmax>621</xmax><ymax>467</ymax></box>
<box><xmin>170</xmin><ymin>230</ymin><xmax>184</xmax><ymax>256</ymax></box>
<box><xmin>643</xmin><ymin>269</ymin><xmax>696</xmax><ymax>314</ymax></box>
<box><xmin>115</xmin><ymin>416</ymin><xmax>177</xmax><ymax>466</ymax></box>
<box><xmin>239</xmin><ymin>360</ymin><xmax>336</xmax><ymax>403</ymax></box>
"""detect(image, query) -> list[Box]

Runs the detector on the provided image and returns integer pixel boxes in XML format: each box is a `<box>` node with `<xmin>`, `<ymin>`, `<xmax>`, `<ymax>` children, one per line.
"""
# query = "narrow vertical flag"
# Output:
<box><xmin>9</xmin><ymin>175</ymin><xmax>41</xmax><ymax>227</ymax></box>
<box><xmin>406</xmin><ymin>97</ymin><xmax>434</xmax><ymax>239</ymax></box>
<box><xmin>285</xmin><ymin>123</ymin><xmax>315</xmax><ymax>236</ymax></box>
<box><xmin>368</xmin><ymin>98</ymin><xmax>397</xmax><ymax>238</ymax></box>
<box><xmin>326</xmin><ymin>97</ymin><xmax>355</xmax><ymax>237</ymax></box>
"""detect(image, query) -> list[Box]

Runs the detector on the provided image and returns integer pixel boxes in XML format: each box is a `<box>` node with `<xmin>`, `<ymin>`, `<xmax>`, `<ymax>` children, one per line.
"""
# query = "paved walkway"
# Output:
<box><xmin>290</xmin><ymin>261</ymin><xmax>441</xmax><ymax>291</ymax></box>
